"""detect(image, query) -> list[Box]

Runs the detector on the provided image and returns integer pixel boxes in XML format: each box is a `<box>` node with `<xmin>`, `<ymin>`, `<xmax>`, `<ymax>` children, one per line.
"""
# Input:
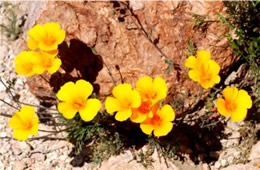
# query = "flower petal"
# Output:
<box><xmin>216</xmin><ymin>98</ymin><xmax>230</xmax><ymax>117</ymax></box>
<box><xmin>235</xmin><ymin>89</ymin><xmax>252</xmax><ymax>109</ymax></box>
<box><xmin>197</xmin><ymin>50</ymin><xmax>211</xmax><ymax>62</ymax></box>
<box><xmin>223</xmin><ymin>87</ymin><xmax>238</xmax><ymax>101</ymax></box>
<box><xmin>57</xmin><ymin>102</ymin><xmax>77</xmax><ymax>119</ymax></box>
<box><xmin>115</xmin><ymin>109</ymin><xmax>132</xmax><ymax>121</ymax></box>
<box><xmin>188</xmin><ymin>70</ymin><xmax>200</xmax><ymax>82</ymax></box>
<box><xmin>130</xmin><ymin>110</ymin><xmax>147</xmax><ymax>123</ymax></box>
<box><xmin>56</xmin><ymin>82</ymin><xmax>77</xmax><ymax>101</ymax></box>
<box><xmin>79</xmin><ymin>99</ymin><xmax>101</xmax><ymax>121</ymax></box>
<box><xmin>140</xmin><ymin>123</ymin><xmax>154</xmax><ymax>135</ymax></box>
<box><xmin>112</xmin><ymin>83</ymin><xmax>132</xmax><ymax>101</ymax></box>
<box><xmin>130</xmin><ymin>90</ymin><xmax>141</xmax><ymax>108</ymax></box>
<box><xmin>231</xmin><ymin>108</ymin><xmax>247</xmax><ymax>122</ymax></box>
<box><xmin>105</xmin><ymin>97</ymin><xmax>120</xmax><ymax>114</ymax></box>
<box><xmin>158</xmin><ymin>104</ymin><xmax>175</xmax><ymax>122</ymax></box>
<box><xmin>13</xmin><ymin>129</ymin><xmax>30</xmax><ymax>141</ymax></box>
<box><xmin>136</xmin><ymin>76</ymin><xmax>153</xmax><ymax>98</ymax></box>
<box><xmin>27</xmin><ymin>38</ymin><xmax>38</xmax><ymax>50</ymax></box>
<box><xmin>185</xmin><ymin>56</ymin><xmax>197</xmax><ymax>69</ymax></box>
<box><xmin>152</xmin><ymin>77</ymin><xmax>168</xmax><ymax>102</ymax></box>
<box><xmin>29</xmin><ymin>117</ymin><xmax>39</xmax><ymax>135</ymax></box>
<box><xmin>208</xmin><ymin>60</ymin><xmax>220</xmax><ymax>75</ymax></box>
<box><xmin>75</xmin><ymin>80</ymin><xmax>93</xmax><ymax>99</ymax></box>
<box><xmin>47</xmin><ymin>58</ymin><xmax>62</xmax><ymax>74</ymax></box>
<box><xmin>153</xmin><ymin>121</ymin><xmax>173</xmax><ymax>137</ymax></box>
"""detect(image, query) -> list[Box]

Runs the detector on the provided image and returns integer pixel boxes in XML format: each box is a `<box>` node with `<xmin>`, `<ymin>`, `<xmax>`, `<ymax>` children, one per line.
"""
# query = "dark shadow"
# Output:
<box><xmin>67</xmin><ymin>110</ymin><xmax>227</xmax><ymax>167</ymax></box>
<box><xmin>49</xmin><ymin>39</ymin><xmax>103</xmax><ymax>94</ymax></box>
<box><xmin>159</xmin><ymin>116</ymin><xmax>227</xmax><ymax>164</ymax></box>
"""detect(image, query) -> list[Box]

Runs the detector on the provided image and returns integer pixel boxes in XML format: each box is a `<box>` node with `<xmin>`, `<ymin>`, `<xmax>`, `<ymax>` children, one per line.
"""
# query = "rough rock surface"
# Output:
<box><xmin>23</xmin><ymin>1</ymin><xmax>237</xmax><ymax>113</ymax></box>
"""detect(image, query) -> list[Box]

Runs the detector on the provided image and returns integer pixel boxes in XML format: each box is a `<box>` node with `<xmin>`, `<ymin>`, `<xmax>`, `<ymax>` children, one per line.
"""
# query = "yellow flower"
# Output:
<box><xmin>185</xmin><ymin>50</ymin><xmax>221</xmax><ymax>89</ymax></box>
<box><xmin>216</xmin><ymin>87</ymin><xmax>252</xmax><ymax>122</ymax></box>
<box><xmin>27</xmin><ymin>22</ymin><xmax>65</xmax><ymax>51</ymax></box>
<box><xmin>56</xmin><ymin>80</ymin><xmax>101</xmax><ymax>121</ymax></box>
<box><xmin>105</xmin><ymin>83</ymin><xmax>141</xmax><ymax>121</ymax></box>
<box><xmin>140</xmin><ymin>104</ymin><xmax>175</xmax><ymax>137</ymax></box>
<box><xmin>14</xmin><ymin>51</ymin><xmax>42</xmax><ymax>76</ymax></box>
<box><xmin>130</xmin><ymin>76</ymin><xmax>168</xmax><ymax>123</ymax></box>
<box><xmin>9</xmin><ymin>106</ymin><xmax>39</xmax><ymax>141</ymax></box>
<box><xmin>33</xmin><ymin>51</ymin><xmax>62</xmax><ymax>74</ymax></box>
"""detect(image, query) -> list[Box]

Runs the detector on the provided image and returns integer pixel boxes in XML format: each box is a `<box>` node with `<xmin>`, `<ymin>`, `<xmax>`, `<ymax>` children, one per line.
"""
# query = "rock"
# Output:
<box><xmin>23</xmin><ymin>1</ymin><xmax>237</xmax><ymax>114</ymax></box>
<box><xmin>13</xmin><ymin>161</ymin><xmax>26</xmax><ymax>170</ymax></box>
<box><xmin>220</xmin><ymin>159</ymin><xmax>228</xmax><ymax>167</ymax></box>
<box><xmin>226</xmin><ymin>155</ymin><xmax>234</xmax><ymax>164</ymax></box>
<box><xmin>214</xmin><ymin>161</ymin><xmax>221</xmax><ymax>169</ymax></box>
<box><xmin>31</xmin><ymin>153</ymin><xmax>46</xmax><ymax>161</ymax></box>
<box><xmin>249</xmin><ymin>141</ymin><xmax>260</xmax><ymax>166</ymax></box>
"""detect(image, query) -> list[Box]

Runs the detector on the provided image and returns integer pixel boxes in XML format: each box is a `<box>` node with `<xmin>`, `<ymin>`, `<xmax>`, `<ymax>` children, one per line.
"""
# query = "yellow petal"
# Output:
<box><xmin>208</xmin><ymin>60</ymin><xmax>220</xmax><ymax>75</ymax></box>
<box><xmin>79</xmin><ymin>99</ymin><xmax>101</xmax><ymax>121</ymax></box>
<box><xmin>105</xmin><ymin>97</ymin><xmax>121</xmax><ymax>114</ymax></box>
<box><xmin>235</xmin><ymin>89</ymin><xmax>252</xmax><ymax>109</ymax></box>
<box><xmin>112</xmin><ymin>83</ymin><xmax>132</xmax><ymax>101</ymax></box>
<box><xmin>213</xmin><ymin>75</ymin><xmax>221</xmax><ymax>84</ymax></box>
<box><xmin>130</xmin><ymin>90</ymin><xmax>141</xmax><ymax>108</ymax></box>
<box><xmin>47</xmin><ymin>58</ymin><xmax>62</xmax><ymax>74</ymax></box>
<box><xmin>57</xmin><ymin>102</ymin><xmax>77</xmax><ymax>119</ymax></box>
<box><xmin>185</xmin><ymin>56</ymin><xmax>197</xmax><ymax>69</ymax></box>
<box><xmin>188</xmin><ymin>70</ymin><xmax>200</xmax><ymax>82</ymax></box>
<box><xmin>197</xmin><ymin>50</ymin><xmax>211</xmax><ymax>62</ymax></box>
<box><xmin>152</xmin><ymin>77</ymin><xmax>168</xmax><ymax>103</ymax></box>
<box><xmin>130</xmin><ymin>110</ymin><xmax>147</xmax><ymax>123</ymax></box>
<box><xmin>158</xmin><ymin>104</ymin><xmax>175</xmax><ymax>122</ymax></box>
<box><xmin>216</xmin><ymin>98</ymin><xmax>230</xmax><ymax>117</ymax></box>
<box><xmin>13</xmin><ymin>129</ymin><xmax>30</xmax><ymax>141</ymax></box>
<box><xmin>20</xmin><ymin>106</ymin><xmax>36</xmax><ymax>121</ymax></box>
<box><xmin>27</xmin><ymin>38</ymin><xmax>38</xmax><ymax>50</ymax></box>
<box><xmin>140</xmin><ymin>123</ymin><xmax>154</xmax><ymax>135</ymax></box>
<box><xmin>30</xmin><ymin>117</ymin><xmax>39</xmax><ymax>135</ymax></box>
<box><xmin>56</xmin><ymin>82</ymin><xmax>77</xmax><ymax>101</ymax></box>
<box><xmin>231</xmin><ymin>108</ymin><xmax>247</xmax><ymax>122</ymax></box>
<box><xmin>136</xmin><ymin>76</ymin><xmax>153</xmax><ymax>98</ymax></box>
<box><xmin>115</xmin><ymin>109</ymin><xmax>132</xmax><ymax>121</ymax></box>
<box><xmin>27</xmin><ymin>24</ymin><xmax>46</xmax><ymax>42</ymax></box>
<box><xmin>39</xmin><ymin>42</ymin><xmax>58</xmax><ymax>52</ymax></box>
<box><xmin>75</xmin><ymin>80</ymin><xmax>93</xmax><ymax>99</ymax></box>
<box><xmin>153</xmin><ymin>121</ymin><xmax>173</xmax><ymax>137</ymax></box>
<box><xmin>223</xmin><ymin>87</ymin><xmax>238</xmax><ymax>101</ymax></box>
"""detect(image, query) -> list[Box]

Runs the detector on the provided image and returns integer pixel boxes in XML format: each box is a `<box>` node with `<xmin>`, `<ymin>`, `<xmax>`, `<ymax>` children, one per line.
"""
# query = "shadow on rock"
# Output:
<box><xmin>50</xmin><ymin>39</ymin><xmax>103</xmax><ymax>94</ymax></box>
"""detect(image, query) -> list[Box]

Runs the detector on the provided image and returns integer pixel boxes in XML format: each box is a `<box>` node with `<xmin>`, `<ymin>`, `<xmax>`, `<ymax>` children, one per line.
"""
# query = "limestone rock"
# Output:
<box><xmin>23</xmin><ymin>1</ymin><xmax>238</xmax><ymax>113</ymax></box>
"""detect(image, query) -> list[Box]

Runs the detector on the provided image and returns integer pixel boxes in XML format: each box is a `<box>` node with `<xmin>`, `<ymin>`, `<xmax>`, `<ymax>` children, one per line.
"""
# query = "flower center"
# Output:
<box><xmin>138</xmin><ymin>101</ymin><xmax>151</xmax><ymax>114</ymax></box>
<box><xmin>151</xmin><ymin>115</ymin><xmax>162</xmax><ymax>127</ymax></box>
<box><xmin>225</xmin><ymin>100</ymin><xmax>237</xmax><ymax>112</ymax></box>
<box><xmin>72</xmin><ymin>98</ymin><xmax>86</xmax><ymax>110</ymax></box>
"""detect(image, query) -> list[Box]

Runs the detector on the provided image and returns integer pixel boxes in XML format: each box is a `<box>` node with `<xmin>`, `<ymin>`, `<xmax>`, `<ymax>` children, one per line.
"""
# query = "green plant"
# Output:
<box><xmin>0</xmin><ymin>2</ymin><xmax>23</xmax><ymax>40</ymax></box>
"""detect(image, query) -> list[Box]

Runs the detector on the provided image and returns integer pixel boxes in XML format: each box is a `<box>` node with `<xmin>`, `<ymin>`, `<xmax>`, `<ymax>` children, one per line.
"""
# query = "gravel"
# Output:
<box><xmin>0</xmin><ymin>2</ymin><xmax>259</xmax><ymax>170</ymax></box>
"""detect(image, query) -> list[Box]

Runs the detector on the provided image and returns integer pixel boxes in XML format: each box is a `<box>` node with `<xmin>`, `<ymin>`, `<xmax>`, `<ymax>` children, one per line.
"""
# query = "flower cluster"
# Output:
<box><xmin>217</xmin><ymin>87</ymin><xmax>252</xmax><ymax>122</ymax></box>
<box><xmin>14</xmin><ymin>22</ymin><xmax>65</xmax><ymax>76</ymax></box>
<box><xmin>9</xmin><ymin>106</ymin><xmax>39</xmax><ymax>141</ymax></box>
<box><xmin>105</xmin><ymin>76</ymin><xmax>175</xmax><ymax>137</ymax></box>
<box><xmin>56</xmin><ymin>80</ymin><xmax>102</xmax><ymax>122</ymax></box>
<box><xmin>185</xmin><ymin>50</ymin><xmax>252</xmax><ymax>122</ymax></box>
<box><xmin>185</xmin><ymin>50</ymin><xmax>221</xmax><ymax>89</ymax></box>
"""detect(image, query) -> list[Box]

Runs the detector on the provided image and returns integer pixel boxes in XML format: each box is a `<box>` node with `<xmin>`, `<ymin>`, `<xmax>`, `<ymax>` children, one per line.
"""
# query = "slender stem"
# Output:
<box><xmin>119</xmin><ymin>2</ymin><xmax>180</xmax><ymax>70</ymax></box>
<box><xmin>0</xmin><ymin>99</ymin><xmax>20</xmax><ymax>110</ymax></box>
<box><xmin>103</xmin><ymin>62</ymin><xmax>116</xmax><ymax>86</ymax></box>
<box><xmin>0</xmin><ymin>113</ymin><xmax>12</xmax><ymax>118</ymax></box>
<box><xmin>38</xmin><ymin>128</ymin><xmax>66</xmax><ymax>133</ymax></box>
<box><xmin>15</xmin><ymin>101</ymin><xmax>57</xmax><ymax>111</ymax></box>
<box><xmin>28</xmin><ymin>134</ymin><xmax>66</xmax><ymax>141</ymax></box>
<box><xmin>39</xmin><ymin>74</ymin><xmax>50</xmax><ymax>83</ymax></box>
